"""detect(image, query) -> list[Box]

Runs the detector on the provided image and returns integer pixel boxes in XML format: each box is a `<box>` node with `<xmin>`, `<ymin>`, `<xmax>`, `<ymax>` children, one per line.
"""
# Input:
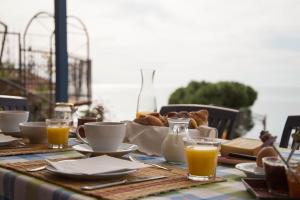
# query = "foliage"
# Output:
<box><xmin>80</xmin><ymin>104</ymin><xmax>105</xmax><ymax>121</ymax></box>
<box><xmin>168</xmin><ymin>81</ymin><xmax>258</xmax><ymax>137</ymax></box>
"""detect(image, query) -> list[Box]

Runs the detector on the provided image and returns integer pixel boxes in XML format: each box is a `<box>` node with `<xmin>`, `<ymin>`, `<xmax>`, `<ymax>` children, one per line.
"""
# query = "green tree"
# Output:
<box><xmin>169</xmin><ymin>81</ymin><xmax>257</xmax><ymax>137</ymax></box>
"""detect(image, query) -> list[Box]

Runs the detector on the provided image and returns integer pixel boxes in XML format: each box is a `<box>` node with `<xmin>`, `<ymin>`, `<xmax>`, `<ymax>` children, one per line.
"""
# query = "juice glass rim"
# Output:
<box><xmin>46</xmin><ymin>118</ymin><xmax>70</xmax><ymax>122</ymax></box>
<box><xmin>46</xmin><ymin>118</ymin><xmax>70</xmax><ymax>127</ymax></box>
<box><xmin>183</xmin><ymin>137</ymin><xmax>221</xmax><ymax>146</ymax></box>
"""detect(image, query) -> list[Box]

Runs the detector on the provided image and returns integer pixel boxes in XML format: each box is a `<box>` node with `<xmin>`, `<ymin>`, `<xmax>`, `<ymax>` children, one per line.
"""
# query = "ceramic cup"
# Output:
<box><xmin>0</xmin><ymin>111</ymin><xmax>29</xmax><ymax>132</ymax></box>
<box><xmin>76</xmin><ymin>122</ymin><xmax>126</xmax><ymax>152</ymax></box>
<box><xmin>19</xmin><ymin>122</ymin><xmax>47</xmax><ymax>144</ymax></box>
<box><xmin>77</xmin><ymin>117</ymin><xmax>98</xmax><ymax>137</ymax></box>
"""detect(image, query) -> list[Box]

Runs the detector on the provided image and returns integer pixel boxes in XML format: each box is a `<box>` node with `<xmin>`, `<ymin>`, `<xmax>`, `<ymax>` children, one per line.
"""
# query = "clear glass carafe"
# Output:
<box><xmin>161</xmin><ymin>118</ymin><xmax>190</xmax><ymax>163</ymax></box>
<box><xmin>54</xmin><ymin>102</ymin><xmax>77</xmax><ymax>126</ymax></box>
<box><xmin>136</xmin><ymin>69</ymin><xmax>157</xmax><ymax>118</ymax></box>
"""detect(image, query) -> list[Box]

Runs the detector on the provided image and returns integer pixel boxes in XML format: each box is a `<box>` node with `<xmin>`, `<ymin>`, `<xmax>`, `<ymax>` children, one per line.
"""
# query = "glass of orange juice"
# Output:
<box><xmin>46</xmin><ymin>119</ymin><xmax>70</xmax><ymax>149</ymax></box>
<box><xmin>184</xmin><ymin>138</ymin><xmax>220</xmax><ymax>181</ymax></box>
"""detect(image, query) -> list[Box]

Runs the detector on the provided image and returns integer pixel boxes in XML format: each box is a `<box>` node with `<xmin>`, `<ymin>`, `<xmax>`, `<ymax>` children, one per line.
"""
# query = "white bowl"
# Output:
<box><xmin>0</xmin><ymin>111</ymin><xmax>29</xmax><ymax>132</ymax></box>
<box><xmin>19</xmin><ymin>122</ymin><xmax>47</xmax><ymax>144</ymax></box>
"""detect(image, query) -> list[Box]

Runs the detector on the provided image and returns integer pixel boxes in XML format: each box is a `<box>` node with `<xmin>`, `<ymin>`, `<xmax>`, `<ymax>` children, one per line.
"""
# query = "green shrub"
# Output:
<box><xmin>169</xmin><ymin>81</ymin><xmax>258</xmax><ymax>137</ymax></box>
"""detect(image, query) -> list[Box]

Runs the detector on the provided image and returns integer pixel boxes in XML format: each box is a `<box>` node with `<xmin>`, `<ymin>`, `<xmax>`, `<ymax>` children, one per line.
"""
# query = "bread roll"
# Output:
<box><xmin>160</xmin><ymin>116</ymin><xmax>169</xmax><ymax>126</ymax></box>
<box><xmin>189</xmin><ymin>118</ymin><xmax>198</xmax><ymax>129</ymax></box>
<box><xmin>134</xmin><ymin>115</ymin><xmax>164</xmax><ymax>126</ymax></box>
<box><xmin>177</xmin><ymin>111</ymin><xmax>189</xmax><ymax>118</ymax></box>
<box><xmin>256</xmin><ymin>147</ymin><xmax>278</xmax><ymax>168</ymax></box>
<box><xmin>166</xmin><ymin>112</ymin><xmax>177</xmax><ymax>118</ymax></box>
<box><xmin>148</xmin><ymin>112</ymin><xmax>160</xmax><ymax>118</ymax></box>
<box><xmin>133</xmin><ymin>109</ymin><xmax>209</xmax><ymax>128</ymax></box>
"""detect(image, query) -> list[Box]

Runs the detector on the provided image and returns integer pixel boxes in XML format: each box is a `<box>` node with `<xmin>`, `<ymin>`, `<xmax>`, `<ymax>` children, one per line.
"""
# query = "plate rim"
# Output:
<box><xmin>235</xmin><ymin>162</ymin><xmax>265</xmax><ymax>176</ymax></box>
<box><xmin>72</xmin><ymin>143</ymin><xmax>139</xmax><ymax>154</ymax></box>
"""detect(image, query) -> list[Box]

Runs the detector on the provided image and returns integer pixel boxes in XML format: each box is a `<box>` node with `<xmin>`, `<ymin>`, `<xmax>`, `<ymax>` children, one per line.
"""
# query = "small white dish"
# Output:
<box><xmin>235</xmin><ymin>162</ymin><xmax>265</xmax><ymax>178</ymax></box>
<box><xmin>46</xmin><ymin>165</ymin><xmax>136</xmax><ymax>180</ymax></box>
<box><xmin>19</xmin><ymin>122</ymin><xmax>47</xmax><ymax>144</ymax></box>
<box><xmin>72</xmin><ymin>143</ymin><xmax>139</xmax><ymax>157</ymax></box>
<box><xmin>0</xmin><ymin>134</ymin><xmax>19</xmax><ymax>146</ymax></box>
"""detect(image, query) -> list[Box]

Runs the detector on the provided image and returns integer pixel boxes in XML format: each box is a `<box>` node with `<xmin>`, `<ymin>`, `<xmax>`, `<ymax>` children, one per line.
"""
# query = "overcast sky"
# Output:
<box><xmin>1</xmin><ymin>0</ymin><xmax>300</xmax><ymax>88</ymax></box>
<box><xmin>2</xmin><ymin>0</ymin><xmax>300</xmax><ymax>135</ymax></box>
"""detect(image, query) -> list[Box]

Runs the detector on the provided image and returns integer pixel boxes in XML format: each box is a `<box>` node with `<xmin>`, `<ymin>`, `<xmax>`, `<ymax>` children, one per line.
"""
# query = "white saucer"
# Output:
<box><xmin>72</xmin><ymin>143</ymin><xmax>139</xmax><ymax>157</ymax></box>
<box><xmin>46</xmin><ymin>165</ymin><xmax>136</xmax><ymax>180</ymax></box>
<box><xmin>0</xmin><ymin>134</ymin><xmax>19</xmax><ymax>146</ymax></box>
<box><xmin>235</xmin><ymin>162</ymin><xmax>265</xmax><ymax>178</ymax></box>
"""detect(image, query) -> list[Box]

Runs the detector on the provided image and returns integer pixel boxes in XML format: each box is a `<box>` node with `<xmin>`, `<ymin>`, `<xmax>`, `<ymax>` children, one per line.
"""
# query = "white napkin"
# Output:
<box><xmin>125</xmin><ymin>121</ymin><xmax>216</xmax><ymax>156</ymax></box>
<box><xmin>0</xmin><ymin>134</ymin><xmax>18</xmax><ymax>143</ymax></box>
<box><xmin>189</xmin><ymin>126</ymin><xmax>218</xmax><ymax>139</ymax></box>
<box><xmin>47</xmin><ymin>155</ymin><xmax>149</xmax><ymax>175</ymax></box>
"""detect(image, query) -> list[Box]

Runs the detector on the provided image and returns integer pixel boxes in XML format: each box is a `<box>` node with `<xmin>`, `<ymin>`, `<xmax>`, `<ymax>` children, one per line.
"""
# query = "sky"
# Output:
<box><xmin>1</xmin><ymin>0</ymin><xmax>300</xmax><ymax>138</ymax></box>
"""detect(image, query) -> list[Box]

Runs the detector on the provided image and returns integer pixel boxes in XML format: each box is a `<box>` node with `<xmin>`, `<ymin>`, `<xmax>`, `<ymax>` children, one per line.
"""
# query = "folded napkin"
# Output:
<box><xmin>0</xmin><ymin>134</ymin><xmax>18</xmax><ymax>143</ymax></box>
<box><xmin>47</xmin><ymin>155</ymin><xmax>149</xmax><ymax>175</ymax></box>
<box><xmin>125</xmin><ymin>121</ymin><xmax>217</xmax><ymax>156</ymax></box>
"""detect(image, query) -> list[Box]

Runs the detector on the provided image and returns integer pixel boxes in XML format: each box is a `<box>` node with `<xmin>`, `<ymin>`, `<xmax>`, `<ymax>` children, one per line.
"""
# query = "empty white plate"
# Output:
<box><xmin>72</xmin><ymin>143</ymin><xmax>139</xmax><ymax>157</ymax></box>
<box><xmin>235</xmin><ymin>162</ymin><xmax>265</xmax><ymax>178</ymax></box>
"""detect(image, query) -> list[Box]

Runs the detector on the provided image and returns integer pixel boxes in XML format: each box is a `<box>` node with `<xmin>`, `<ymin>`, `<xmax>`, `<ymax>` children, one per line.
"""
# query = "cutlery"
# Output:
<box><xmin>128</xmin><ymin>155</ymin><xmax>170</xmax><ymax>171</ymax></box>
<box><xmin>26</xmin><ymin>165</ymin><xmax>46</xmax><ymax>172</ymax></box>
<box><xmin>228</xmin><ymin>153</ymin><xmax>256</xmax><ymax>161</ymax></box>
<box><xmin>81</xmin><ymin>175</ymin><xmax>167</xmax><ymax>190</ymax></box>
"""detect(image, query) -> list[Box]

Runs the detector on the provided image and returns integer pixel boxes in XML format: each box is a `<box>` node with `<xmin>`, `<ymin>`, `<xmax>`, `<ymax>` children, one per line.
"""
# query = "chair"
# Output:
<box><xmin>0</xmin><ymin>95</ymin><xmax>28</xmax><ymax>111</ymax></box>
<box><xmin>159</xmin><ymin>104</ymin><xmax>239</xmax><ymax>139</ymax></box>
<box><xmin>279</xmin><ymin>115</ymin><xmax>300</xmax><ymax>148</ymax></box>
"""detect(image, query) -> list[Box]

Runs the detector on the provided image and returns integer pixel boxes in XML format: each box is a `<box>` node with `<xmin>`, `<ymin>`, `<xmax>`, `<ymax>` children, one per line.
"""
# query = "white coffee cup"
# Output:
<box><xmin>76</xmin><ymin>122</ymin><xmax>126</xmax><ymax>152</ymax></box>
<box><xmin>0</xmin><ymin>111</ymin><xmax>29</xmax><ymax>132</ymax></box>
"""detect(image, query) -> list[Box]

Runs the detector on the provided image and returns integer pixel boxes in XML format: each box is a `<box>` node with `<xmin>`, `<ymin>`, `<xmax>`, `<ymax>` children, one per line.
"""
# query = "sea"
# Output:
<box><xmin>92</xmin><ymin>83</ymin><xmax>300</xmax><ymax>140</ymax></box>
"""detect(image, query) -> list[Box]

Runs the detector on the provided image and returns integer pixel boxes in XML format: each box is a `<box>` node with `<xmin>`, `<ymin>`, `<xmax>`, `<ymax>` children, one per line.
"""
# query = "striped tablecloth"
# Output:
<box><xmin>0</xmin><ymin>145</ymin><xmax>298</xmax><ymax>200</ymax></box>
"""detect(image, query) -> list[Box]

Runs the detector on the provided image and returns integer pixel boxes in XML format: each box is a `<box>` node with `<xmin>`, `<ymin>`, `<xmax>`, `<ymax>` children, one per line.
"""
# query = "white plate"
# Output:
<box><xmin>72</xmin><ymin>143</ymin><xmax>139</xmax><ymax>157</ymax></box>
<box><xmin>46</xmin><ymin>165</ymin><xmax>136</xmax><ymax>180</ymax></box>
<box><xmin>0</xmin><ymin>134</ymin><xmax>19</xmax><ymax>146</ymax></box>
<box><xmin>235</xmin><ymin>162</ymin><xmax>265</xmax><ymax>178</ymax></box>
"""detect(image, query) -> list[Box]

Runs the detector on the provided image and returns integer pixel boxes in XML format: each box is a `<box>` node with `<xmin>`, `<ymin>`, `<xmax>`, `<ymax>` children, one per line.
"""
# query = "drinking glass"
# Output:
<box><xmin>46</xmin><ymin>119</ymin><xmax>70</xmax><ymax>149</ymax></box>
<box><xmin>136</xmin><ymin>69</ymin><xmax>157</xmax><ymax>117</ymax></box>
<box><xmin>184</xmin><ymin>138</ymin><xmax>220</xmax><ymax>181</ymax></box>
<box><xmin>287</xmin><ymin>169</ymin><xmax>300</xmax><ymax>198</ymax></box>
<box><xmin>262</xmin><ymin>157</ymin><xmax>289</xmax><ymax>196</ymax></box>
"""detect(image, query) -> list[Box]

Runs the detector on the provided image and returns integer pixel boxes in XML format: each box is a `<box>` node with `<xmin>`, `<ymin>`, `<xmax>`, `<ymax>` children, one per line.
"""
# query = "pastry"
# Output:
<box><xmin>189</xmin><ymin>118</ymin><xmax>198</xmax><ymax>129</ymax></box>
<box><xmin>134</xmin><ymin>114</ymin><xmax>165</xmax><ymax>126</ymax></box>
<box><xmin>133</xmin><ymin>109</ymin><xmax>209</xmax><ymax>128</ymax></box>
<box><xmin>166</xmin><ymin>112</ymin><xmax>177</xmax><ymax>118</ymax></box>
<box><xmin>256</xmin><ymin>147</ymin><xmax>278</xmax><ymax>168</ymax></box>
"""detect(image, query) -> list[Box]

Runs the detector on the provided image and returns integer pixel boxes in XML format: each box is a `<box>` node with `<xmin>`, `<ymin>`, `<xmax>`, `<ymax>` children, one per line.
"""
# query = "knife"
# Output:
<box><xmin>81</xmin><ymin>175</ymin><xmax>167</xmax><ymax>190</ymax></box>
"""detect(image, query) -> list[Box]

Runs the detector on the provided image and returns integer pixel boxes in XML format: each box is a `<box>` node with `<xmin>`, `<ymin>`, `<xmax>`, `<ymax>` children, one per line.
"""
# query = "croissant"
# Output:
<box><xmin>189</xmin><ymin>118</ymin><xmax>198</xmax><ymax>129</ymax></box>
<box><xmin>189</xmin><ymin>110</ymin><xmax>208</xmax><ymax>126</ymax></box>
<box><xmin>133</xmin><ymin>109</ymin><xmax>209</xmax><ymax>128</ymax></box>
<box><xmin>134</xmin><ymin>114</ymin><xmax>165</xmax><ymax>126</ymax></box>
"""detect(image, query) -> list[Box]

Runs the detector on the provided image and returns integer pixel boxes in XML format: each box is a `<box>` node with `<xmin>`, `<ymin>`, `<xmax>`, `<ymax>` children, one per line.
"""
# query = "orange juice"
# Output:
<box><xmin>47</xmin><ymin>126</ymin><xmax>69</xmax><ymax>146</ymax></box>
<box><xmin>185</xmin><ymin>145</ymin><xmax>219</xmax><ymax>177</ymax></box>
